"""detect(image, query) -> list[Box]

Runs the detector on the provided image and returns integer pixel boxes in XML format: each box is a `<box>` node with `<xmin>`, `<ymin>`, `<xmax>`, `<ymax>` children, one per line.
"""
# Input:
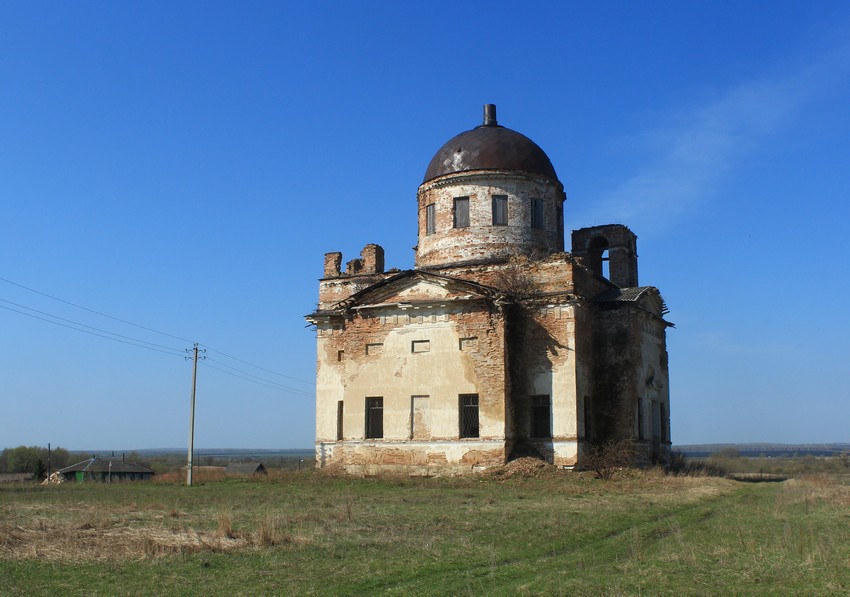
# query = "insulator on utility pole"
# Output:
<box><xmin>186</xmin><ymin>342</ymin><xmax>206</xmax><ymax>487</ymax></box>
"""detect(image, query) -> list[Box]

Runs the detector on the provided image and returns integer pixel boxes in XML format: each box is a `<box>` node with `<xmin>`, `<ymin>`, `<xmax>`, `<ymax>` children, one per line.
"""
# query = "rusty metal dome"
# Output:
<box><xmin>423</xmin><ymin>104</ymin><xmax>559</xmax><ymax>184</ymax></box>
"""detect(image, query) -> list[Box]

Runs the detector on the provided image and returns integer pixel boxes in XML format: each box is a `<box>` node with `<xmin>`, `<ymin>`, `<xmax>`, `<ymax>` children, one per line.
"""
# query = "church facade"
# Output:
<box><xmin>307</xmin><ymin>105</ymin><xmax>672</xmax><ymax>474</ymax></box>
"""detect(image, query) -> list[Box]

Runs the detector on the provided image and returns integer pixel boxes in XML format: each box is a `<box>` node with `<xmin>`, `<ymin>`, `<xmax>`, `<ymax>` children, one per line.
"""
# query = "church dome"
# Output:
<box><xmin>423</xmin><ymin>105</ymin><xmax>558</xmax><ymax>183</ymax></box>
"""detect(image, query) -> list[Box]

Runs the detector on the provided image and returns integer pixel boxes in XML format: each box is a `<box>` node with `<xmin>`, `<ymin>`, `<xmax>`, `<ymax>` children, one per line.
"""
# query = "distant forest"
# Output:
<box><xmin>675</xmin><ymin>443</ymin><xmax>850</xmax><ymax>458</ymax></box>
<box><xmin>0</xmin><ymin>445</ymin><xmax>316</xmax><ymax>478</ymax></box>
<box><xmin>5</xmin><ymin>444</ymin><xmax>849</xmax><ymax>479</ymax></box>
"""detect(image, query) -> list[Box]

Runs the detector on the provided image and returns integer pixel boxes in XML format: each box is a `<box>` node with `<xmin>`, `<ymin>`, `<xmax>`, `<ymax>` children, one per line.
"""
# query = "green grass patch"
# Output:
<box><xmin>2</xmin><ymin>470</ymin><xmax>849</xmax><ymax>595</ymax></box>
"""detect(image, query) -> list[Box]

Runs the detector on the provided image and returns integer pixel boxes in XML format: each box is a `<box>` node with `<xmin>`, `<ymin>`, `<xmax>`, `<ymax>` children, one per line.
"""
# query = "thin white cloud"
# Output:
<box><xmin>580</xmin><ymin>29</ymin><xmax>850</xmax><ymax>234</ymax></box>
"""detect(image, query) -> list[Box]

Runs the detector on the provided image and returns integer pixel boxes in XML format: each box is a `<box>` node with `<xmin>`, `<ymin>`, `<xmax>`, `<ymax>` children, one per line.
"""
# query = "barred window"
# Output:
<box><xmin>365</xmin><ymin>397</ymin><xmax>383</xmax><ymax>439</ymax></box>
<box><xmin>531</xmin><ymin>198</ymin><xmax>544</xmax><ymax>229</ymax></box>
<box><xmin>453</xmin><ymin>197</ymin><xmax>470</xmax><ymax>228</ymax></box>
<box><xmin>459</xmin><ymin>394</ymin><xmax>479</xmax><ymax>438</ymax></box>
<box><xmin>492</xmin><ymin>195</ymin><xmax>507</xmax><ymax>226</ymax></box>
<box><xmin>426</xmin><ymin>203</ymin><xmax>436</xmax><ymax>235</ymax></box>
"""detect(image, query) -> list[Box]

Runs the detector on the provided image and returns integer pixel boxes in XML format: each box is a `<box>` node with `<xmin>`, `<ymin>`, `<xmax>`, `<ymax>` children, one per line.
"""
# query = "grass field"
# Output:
<box><xmin>2</xmin><ymin>463</ymin><xmax>849</xmax><ymax>596</ymax></box>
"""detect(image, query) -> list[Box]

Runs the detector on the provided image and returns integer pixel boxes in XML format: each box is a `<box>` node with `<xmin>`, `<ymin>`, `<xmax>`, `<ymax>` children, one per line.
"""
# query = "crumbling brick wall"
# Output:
<box><xmin>416</xmin><ymin>172</ymin><xmax>565</xmax><ymax>268</ymax></box>
<box><xmin>314</xmin><ymin>292</ymin><xmax>512</xmax><ymax>473</ymax></box>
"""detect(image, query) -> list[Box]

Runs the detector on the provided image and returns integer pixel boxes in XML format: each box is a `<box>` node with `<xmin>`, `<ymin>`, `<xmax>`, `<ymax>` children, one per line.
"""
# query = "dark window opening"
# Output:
<box><xmin>531</xmin><ymin>198</ymin><xmax>544</xmax><ymax>229</ymax></box>
<box><xmin>336</xmin><ymin>401</ymin><xmax>344</xmax><ymax>441</ymax></box>
<box><xmin>637</xmin><ymin>399</ymin><xmax>644</xmax><ymax>440</ymax></box>
<box><xmin>459</xmin><ymin>394</ymin><xmax>479</xmax><ymax>438</ymax></box>
<box><xmin>453</xmin><ymin>197</ymin><xmax>470</xmax><ymax>228</ymax></box>
<box><xmin>492</xmin><ymin>195</ymin><xmax>507</xmax><ymax>226</ymax></box>
<box><xmin>365</xmin><ymin>397</ymin><xmax>383</xmax><ymax>439</ymax></box>
<box><xmin>425</xmin><ymin>203</ymin><xmax>436</xmax><ymax>235</ymax></box>
<box><xmin>651</xmin><ymin>401</ymin><xmax>661</xmax><ymax>448</ymax></box>
<box><xmin>531</xmin><ymin>395</ymin><xmax>551</xmax><ymax>438</ymax></box>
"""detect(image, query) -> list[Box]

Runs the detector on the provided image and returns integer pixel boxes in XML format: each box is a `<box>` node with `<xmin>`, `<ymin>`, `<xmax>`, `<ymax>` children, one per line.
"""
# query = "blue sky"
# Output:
<box><xmin>2</xmin><ymin>2</ymin><xmax>849</xmax><ymax>450</ymax></box>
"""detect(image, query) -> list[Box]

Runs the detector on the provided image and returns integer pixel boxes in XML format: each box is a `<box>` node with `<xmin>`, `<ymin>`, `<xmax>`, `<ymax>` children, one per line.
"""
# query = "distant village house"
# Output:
<box><xmin>225</xmin><ymin>462</ymin><xmax>267</xmax><ymax>476</ymax></box>
<box><xmin>57</xmin><ymin>457</ymin><xmax>154</xmax><ymax>482</ymax></box>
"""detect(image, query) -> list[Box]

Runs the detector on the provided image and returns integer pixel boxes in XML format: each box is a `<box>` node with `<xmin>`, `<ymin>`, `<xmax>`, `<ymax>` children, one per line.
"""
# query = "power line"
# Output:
<box><xmin>0</xmin><ymin>303</ymin><xmax>185</xmax><ymax>357</ymax></box>
<box><xmin>1</xmin><ymin>274</ymin><xmax>315</xmax><ymax>392</ymax></box>
<box><xmin>203</xmin><ymin>361</ymin><xmax>314</xmax><ymax>397</ymax></box>
<box><xmin>0</xmin><ymin>275</ymin><xmax>194</xmax><ymax>343</ymax></box>
<box><xmin>200</xmin><ymin>345</ymin><xmax>312</xmax><ymax>385</ymax></box>
<box><xmin>0</xmin><ymin>298</ymin><xmax>186</xmax><ymax>356</ymax></box>
<box><xmin>203</xmin><ymin>357</ymin><xmax>313</xmax><ymax>396</ymax></box>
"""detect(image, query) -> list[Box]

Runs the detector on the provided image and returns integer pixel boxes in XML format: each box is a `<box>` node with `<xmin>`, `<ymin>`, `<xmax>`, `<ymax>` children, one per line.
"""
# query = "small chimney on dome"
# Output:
<box><xmin>483</xmin><ymin>104</ymin><xmax>497</xmax><ymax>127</ymax></box>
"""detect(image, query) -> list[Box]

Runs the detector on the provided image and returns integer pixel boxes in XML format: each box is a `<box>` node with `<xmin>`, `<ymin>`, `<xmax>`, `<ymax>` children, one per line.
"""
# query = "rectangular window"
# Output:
<box><xmin>365</xmin><ymin>397</ymin><xmax>383</xmax><ymax>439</ymax></box>
<box><xmin>459</xmin><ymin>394</ymin><xmax>479</xmax><ymax>438</ymax></box>
<box><xmin>453</xmin><ymin>196</ymin><xmax>470</xmax><ymax>228</ymax></box>
<box><xmin>531</xmin><ymin>198</ymin><xmax>544</xmax><ymax>229</ymax></box>
<box><xmin>637</xmin><ymin>398</ymin><xmax>644</xmax><ymax>440</ymax></box>
<box><xmin>337</xmin><ymin>350</ymin><xmax>344</xmax><ymax>362</ymax></box>
<box><xmin>336</xmin><ymin>401</ymin><xmax>344</xmax><ymax>441</ymax></box>
<box><xmin>459</xmin><ymin>336</ymin><xmax>478</xmax><ymax>351</ymax></box>
<box><xmin>492</xmin><ymin>195</ymin><xmax>507</xmax><ymax>226</ymax></box>
<box><xmin>411</xmin><ymin>340</ymin><xmax>430</xmax><ymax>353</ymax></box>
<box><xmin>531</xmin><ymin>395</ymin><xmax>551</xmax><ymax>438</ymax></box>
<box><xmin>425</xmin><ymin>203</ymin><xmax>436</xmax><ymax>235</ymax></box>
<box><xmin>365</xmin><ymin>343</ymin><xmax>383</xmax><ymax>356</ymax></box>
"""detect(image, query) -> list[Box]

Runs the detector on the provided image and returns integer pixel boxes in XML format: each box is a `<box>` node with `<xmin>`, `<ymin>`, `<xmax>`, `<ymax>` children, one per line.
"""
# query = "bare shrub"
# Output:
<box><xmin>667</xmin><ymin>451</ymin><xmax>727</xmax><ymax>477</ymax></box>
<box><xmin>584</xmin><ymin>440</ymin><xmax>636</xmax><ymax>480</ymax></box>
<box><xmin>491</xmin><ymin>266</ymin><xmax>537</xmax><ymax>299</ymax></box>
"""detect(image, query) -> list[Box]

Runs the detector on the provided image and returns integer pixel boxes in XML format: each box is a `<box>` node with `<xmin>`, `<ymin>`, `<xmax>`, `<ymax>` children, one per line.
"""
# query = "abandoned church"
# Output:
<box><xmin>307</xmin><ymin>105</ymin><xmax>672</xmax><ymax>474</ymax></box>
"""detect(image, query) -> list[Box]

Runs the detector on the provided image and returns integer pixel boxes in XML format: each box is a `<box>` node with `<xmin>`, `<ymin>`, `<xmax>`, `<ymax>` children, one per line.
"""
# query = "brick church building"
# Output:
<box><xmin>307</xmin><ymin>105</ymin><xmax>672</xmax><ymax>473</ymax></box>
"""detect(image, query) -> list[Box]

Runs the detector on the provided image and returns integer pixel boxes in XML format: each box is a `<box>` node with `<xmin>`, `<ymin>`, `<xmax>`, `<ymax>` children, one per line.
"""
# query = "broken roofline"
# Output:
<box><xmin>593</xmin><ymin>285</ymin><xmax>674</xmax><ymax>326</ymax></box>
<box><xmin>316</xmin><ymin>269</ymin><xmax>511</xmax><ymax>313</ymax></box>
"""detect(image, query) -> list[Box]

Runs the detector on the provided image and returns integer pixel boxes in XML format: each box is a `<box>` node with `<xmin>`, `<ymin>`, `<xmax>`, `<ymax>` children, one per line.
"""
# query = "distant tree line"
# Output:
<box><xmin>0</xmin><ymin>445</ymin><xmax>72</xmax><ymax>478</ymax></box>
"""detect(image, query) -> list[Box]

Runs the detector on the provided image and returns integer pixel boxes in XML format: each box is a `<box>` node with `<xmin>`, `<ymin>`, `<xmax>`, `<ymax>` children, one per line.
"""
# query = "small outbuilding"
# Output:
<box><xmin>225</xmin><ymin>462</ymin><xmax>267</xmax><ymax>476</ymax></box>
<box><xmin>58</xmin><ymin>457</ymin><xmax>154</xmax><ymax>482</ymax></box>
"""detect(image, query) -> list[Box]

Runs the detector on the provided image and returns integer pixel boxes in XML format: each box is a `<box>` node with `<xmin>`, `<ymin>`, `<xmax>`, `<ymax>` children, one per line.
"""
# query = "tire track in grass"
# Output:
<box><xmin>342</xmin><ymin>481</ymin><xmax>756</xmax><ymax>595</ymax></box>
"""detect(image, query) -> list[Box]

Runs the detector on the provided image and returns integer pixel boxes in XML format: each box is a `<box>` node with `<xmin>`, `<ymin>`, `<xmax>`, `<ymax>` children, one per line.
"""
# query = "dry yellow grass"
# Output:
<box><xmin>3</xmin><ymin>470</ymin><xmax>849</xmax><ymax>596</ymax></box>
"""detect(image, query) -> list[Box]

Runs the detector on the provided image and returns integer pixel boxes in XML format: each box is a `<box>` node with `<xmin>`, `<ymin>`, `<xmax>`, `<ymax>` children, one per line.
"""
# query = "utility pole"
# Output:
<box><xmin>186</xmin><ymin>342</ymin><xmax>206</xmax><ymax>486</ymax></box>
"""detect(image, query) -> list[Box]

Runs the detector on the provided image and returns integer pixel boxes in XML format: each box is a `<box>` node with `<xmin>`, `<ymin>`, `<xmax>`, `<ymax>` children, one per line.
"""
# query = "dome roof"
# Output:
<box><xmin>423</xmin><ymin>105</ymin><xmax>558</xmax><ymax>183</ymax></box>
